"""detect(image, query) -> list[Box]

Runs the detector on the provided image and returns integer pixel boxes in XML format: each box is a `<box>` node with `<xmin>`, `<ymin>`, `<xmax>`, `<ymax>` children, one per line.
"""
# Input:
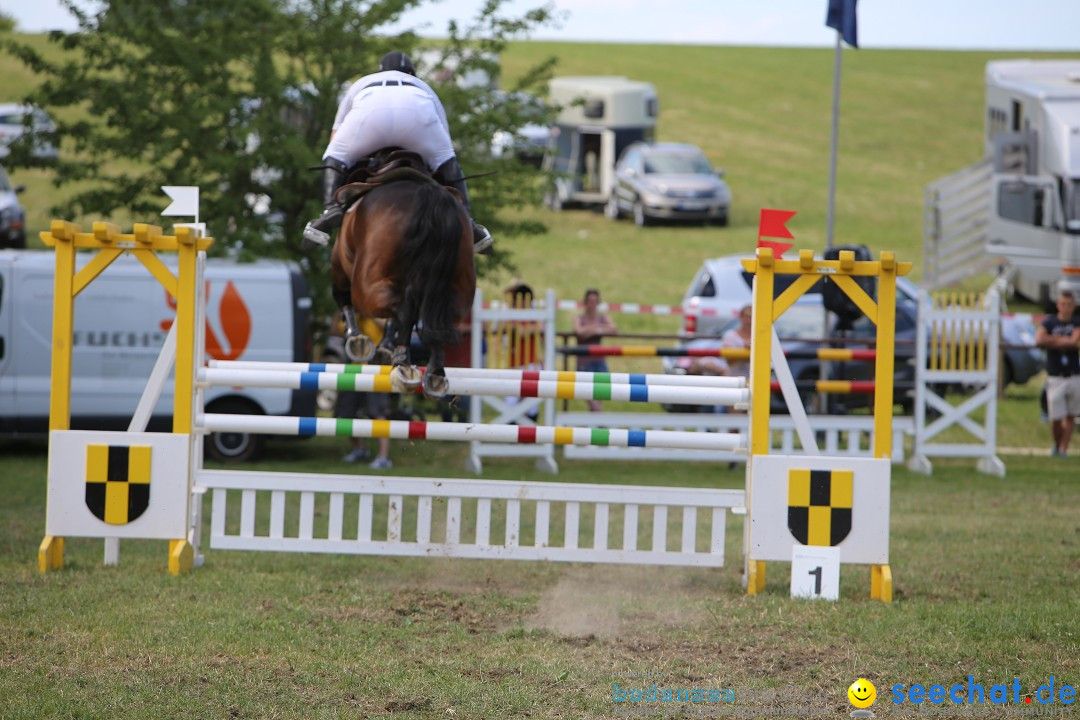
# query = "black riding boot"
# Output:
<box><xmin>303</xmin><ymin>157</ymin><xmax>349</xmax><ymax>248</ymax></box>
<box><xmin>434</xmin><ymin>157</ymin><xmax>493</xmax><ymax>254</ymax></box>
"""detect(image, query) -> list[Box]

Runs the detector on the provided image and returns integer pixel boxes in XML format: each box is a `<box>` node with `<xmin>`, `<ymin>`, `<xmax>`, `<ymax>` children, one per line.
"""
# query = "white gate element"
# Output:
<box><xmin>924</xmin><ymin>160</ymin><xmax>997</xmax><ymax>290</ymax></box>
<box><xmin>558</xmin><ymin>412</ymin><xmax>913</xmax><ymax>464</ymax></box>
<box><xmin>909</xmin><ymin>289</ymin><xmax>1005</xmax><ymax>476</ymax></box>
<box><xmin>199</xmin><ymin>470</ymin><xmax>744</xmax><ymax>567</ymax></box>
<box><xmin>467</xmin><ymin>289</ymin><xmax>558</xmax><ymax>475</ymax></box>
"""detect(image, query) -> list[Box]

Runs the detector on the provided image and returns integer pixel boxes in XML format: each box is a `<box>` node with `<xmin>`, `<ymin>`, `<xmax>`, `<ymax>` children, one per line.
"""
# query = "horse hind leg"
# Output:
<box><xmin>388</xmin><ymin>319</ymin><xmax>422</xmax><ymax>390</ymax></box>
<box><xmin>422</xmin><ymin>346</ymin><xmax>450</xmax><ymax>399</ymax></box>
<box><xmin>373</xmin><ymin>319</ymin><xmax>396</xmax><ymax>367</ymax></box>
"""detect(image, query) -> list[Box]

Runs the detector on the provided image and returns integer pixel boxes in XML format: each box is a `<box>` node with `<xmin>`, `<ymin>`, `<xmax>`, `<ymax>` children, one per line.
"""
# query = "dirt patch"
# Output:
<box><xmin>525</xmin><ymin>566</ymin><xmax>713</xmax><ymax>638</ymax></box>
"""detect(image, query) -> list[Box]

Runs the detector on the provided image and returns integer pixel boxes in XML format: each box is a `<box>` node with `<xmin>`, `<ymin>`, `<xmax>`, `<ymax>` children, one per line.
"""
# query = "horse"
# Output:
<box><xmin>329</xmin><ymin>152</ymin><xmax>475</xmax><ymax>399</ymax></box>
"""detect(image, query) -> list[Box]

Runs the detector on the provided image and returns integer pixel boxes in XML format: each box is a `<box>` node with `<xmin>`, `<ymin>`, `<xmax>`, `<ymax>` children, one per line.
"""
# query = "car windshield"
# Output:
<box><xmin>643</xmin><ymin>151</ymin><xmax>712</xmax><ymax>175</ymax></box>
<box><xmin>712</xmin><ymin>303</ymin><xmax>826</xmax><ymax>341</ymax></box>
<box><xmin>775</xmin><ymin>303</ymin><xmax>827</xmax><ymax>339</ymax></box>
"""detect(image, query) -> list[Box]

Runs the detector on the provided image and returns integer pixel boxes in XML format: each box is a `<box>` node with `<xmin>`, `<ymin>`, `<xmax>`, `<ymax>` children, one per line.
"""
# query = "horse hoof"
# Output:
<box><xmin>344</xmin><ymin>334</ymin><xmax>375</xmax><ymax>363</ymax></box>
<box><xmin>373</xmin><ymin>346</ymin><xmax>393</xmax><ymax>366</ymax></box>
<box><xmin>423</xmin><ymin>374</ymin><xmax>450</xmax><ymax>399</ymax></box>
<box><xmin>391</xmin><ymin>365</ymin><xmax>422</xmax><ymax>389</ymax></box>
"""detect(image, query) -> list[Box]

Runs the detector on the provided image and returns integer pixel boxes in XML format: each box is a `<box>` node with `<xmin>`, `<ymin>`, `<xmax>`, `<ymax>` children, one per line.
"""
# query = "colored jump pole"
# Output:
<box><xmin>198</xmin><ymin>368</ymin><xmax>749</xmax><ymax>407</ymax></box>
<box><xmin>207</xmin><ymin>360</ymin><xmax>747</xmax><ymax>388</ymax></box>
<box><xmin>198</xmin><ymin>413</ymin><xmax>746</xmax><ymax>452</ymax></box>
<box><xmin>559</xmin><ymin>346</ymin><xmax>883</xmax><ymax>361</ymax></box>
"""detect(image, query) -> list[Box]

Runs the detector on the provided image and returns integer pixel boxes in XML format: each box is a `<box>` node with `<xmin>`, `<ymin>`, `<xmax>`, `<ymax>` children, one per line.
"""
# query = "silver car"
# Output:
<box><xmin>0</xmin><ymin>164</ymin><xmax>26</xmax><ymax>249</ymax></box>
<box><xmin>0</xmin><ymin>104</ymin><xmax>59</xmax><ymax>161</ymax></box>
<box><xmin>605</xmin><ymin>142</ymin><xmax>730</xmax><ymax>226</ymax></box>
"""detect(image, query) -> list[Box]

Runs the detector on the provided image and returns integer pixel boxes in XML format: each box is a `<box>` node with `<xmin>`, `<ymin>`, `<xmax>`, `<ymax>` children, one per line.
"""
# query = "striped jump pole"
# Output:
<box><xmin>768</xmin><ymin>380</ymin><xmax>914</xmax><ymax>394</ymax></box>
<box><xmin>199</xmin><ymin>367</ymin><xmax>749</xmax><ymax>407</ymax></box>
<box><xmin>207</xmin><ymin>360</ymin><xmax>746</xmax><ymax>388</ymax></box>
<box><xmin>559</xmin><ymin>346</ymin><xmax>882</xmax><ymax>361</ymax></box>
<box><xmin>198</xmin><ymin>413</ymin><xmax>746</xmax><ymax>452</ymax></box>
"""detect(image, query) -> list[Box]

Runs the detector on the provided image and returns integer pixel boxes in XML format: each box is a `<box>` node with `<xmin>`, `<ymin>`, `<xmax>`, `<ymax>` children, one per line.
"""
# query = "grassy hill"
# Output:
<box><xmin>488</xmin><ymin>43</ymin><xmax>1080</xmax><ymax>306</ymax></box>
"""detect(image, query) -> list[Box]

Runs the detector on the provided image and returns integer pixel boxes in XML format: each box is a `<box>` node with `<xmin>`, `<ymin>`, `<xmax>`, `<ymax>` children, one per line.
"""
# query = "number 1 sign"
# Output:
<box><xmin>791</xmin><ymin>545</ymin><xmax>841</xmax><ymax>600</ymax></box>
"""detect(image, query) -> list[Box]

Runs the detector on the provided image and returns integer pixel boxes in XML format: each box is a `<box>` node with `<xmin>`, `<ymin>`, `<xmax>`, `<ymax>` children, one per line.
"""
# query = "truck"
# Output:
<box><xmin>0</xmin><ymin>250</ymin><xmax>315</xmax><ymax>461</ymax></box>
<box><xmin>542</xmin><ymin>76</ymin><xmax>658</xmax><ymax>210</ymax></box>
<box><xmin>925</xmin><ymin>59</ymin><xmax>1080</xmax><ymax>303</ymax></box>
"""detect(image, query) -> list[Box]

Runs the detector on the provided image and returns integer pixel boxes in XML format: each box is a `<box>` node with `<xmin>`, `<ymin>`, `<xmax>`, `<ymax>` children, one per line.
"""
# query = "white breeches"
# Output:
<box><xmin>323</xmin><ymin>86</ymin><xmax>455</xmax><ymax>171</ymax></box>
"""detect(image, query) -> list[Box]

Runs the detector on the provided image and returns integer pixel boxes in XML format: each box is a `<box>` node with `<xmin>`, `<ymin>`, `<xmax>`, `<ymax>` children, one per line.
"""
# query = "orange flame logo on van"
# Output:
<box><xmin>160</xmin><ymin>281</ymin><xmax>252</xmax><ymax>361</ymax></box>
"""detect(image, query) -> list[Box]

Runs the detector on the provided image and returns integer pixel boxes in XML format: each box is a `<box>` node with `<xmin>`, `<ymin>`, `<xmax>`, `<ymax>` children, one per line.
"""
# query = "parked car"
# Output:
<box><xmin>666</xmin><ymin>255</ymin><xmax>1045</xmax><ymax>412</ymax></box>
<box><xmin>605</xmin><ymin>142</ymin><xmax>730</xmax><ymax>226</ymax></box>
<box><xmin>490</xmin><ymin>91</ymin><xmax>550</xmax><ymax>168</ymax></box>
<box><xmin>0</xmin><ymin>164</ymin><xmax>26</xmax><ymax>249</ymax></box>
<box><xmin>0</xmin><ymin>104</ymin><xmax>59</xmax><ymax>161</ymax></box>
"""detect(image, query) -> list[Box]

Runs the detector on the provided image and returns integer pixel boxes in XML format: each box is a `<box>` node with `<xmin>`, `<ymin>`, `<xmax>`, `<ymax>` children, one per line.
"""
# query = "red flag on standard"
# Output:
<box><xmin>757</xmin><ymin>208</ymin><xmax>797</xmax><ymax>258</ymax></box>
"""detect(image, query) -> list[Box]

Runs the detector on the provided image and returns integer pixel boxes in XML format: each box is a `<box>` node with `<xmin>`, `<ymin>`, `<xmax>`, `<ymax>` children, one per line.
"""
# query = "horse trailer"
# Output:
<box><xmin>542</xmin><ymin>76</ymin><xmax>658</xmax><ymax>210</ymax></box>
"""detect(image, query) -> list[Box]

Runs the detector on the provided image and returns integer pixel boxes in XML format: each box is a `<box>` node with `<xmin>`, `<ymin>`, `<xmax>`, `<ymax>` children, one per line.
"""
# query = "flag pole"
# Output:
<box><xmin>826</xmin><ymin>31</ymin><xmax>842</xmax><ymax>251</ymax></box>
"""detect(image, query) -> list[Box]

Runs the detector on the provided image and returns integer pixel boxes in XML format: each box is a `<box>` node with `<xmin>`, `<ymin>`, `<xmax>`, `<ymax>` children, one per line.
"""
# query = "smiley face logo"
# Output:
<box><xmin>848</xmin><ymin>678</ymin><xmax>877</xmax><ymax>708</ymax></box>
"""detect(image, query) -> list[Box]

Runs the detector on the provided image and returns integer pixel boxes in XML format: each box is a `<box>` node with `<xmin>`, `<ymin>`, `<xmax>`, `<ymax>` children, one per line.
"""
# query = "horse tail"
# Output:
<box><xmin>400</xmin><ymin>182</ymin><xmax>466</xmax><ymax>349</ymax></box>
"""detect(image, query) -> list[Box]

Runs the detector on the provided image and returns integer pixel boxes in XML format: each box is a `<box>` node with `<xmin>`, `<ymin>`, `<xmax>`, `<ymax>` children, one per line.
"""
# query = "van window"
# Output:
<box><xmin>998</xmin><ymin>180</ymin><xmax>1051</xmax><ymax>227</ymax></box>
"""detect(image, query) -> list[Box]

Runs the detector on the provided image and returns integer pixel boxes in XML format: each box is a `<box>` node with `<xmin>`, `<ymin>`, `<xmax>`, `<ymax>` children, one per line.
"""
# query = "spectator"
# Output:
<box><xmin>339</xmin><ymin>391</ymin><xmax>393</xmax><ymax>469</ymax></box>
<box><xmin>686</xmin><ymin>304</ymin><xmax>752</xmax><ymax>380</ymax></box>
<box><xmin>1035</xmin><ymin>289</ymin><xmax>1080</xmax><ymax>457</ymax></box>
<box><xmin>573</xmin><ymin>288</ymin><xmax>618</xmax><ymax>412</ymax></box>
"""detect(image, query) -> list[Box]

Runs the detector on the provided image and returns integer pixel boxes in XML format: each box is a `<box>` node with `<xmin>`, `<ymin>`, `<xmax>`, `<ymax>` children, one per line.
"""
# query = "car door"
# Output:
<box><xmin>615</xmin><ymin>147</ymin><xmax>640</xmax><ymax>212</ymax></box>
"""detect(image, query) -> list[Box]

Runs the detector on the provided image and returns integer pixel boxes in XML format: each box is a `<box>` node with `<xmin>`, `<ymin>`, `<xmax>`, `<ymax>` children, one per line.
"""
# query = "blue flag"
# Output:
<box><xmin>826</xmin><ymin>0</ymin><xmax>858</xmax><ymax>48</ymax></box>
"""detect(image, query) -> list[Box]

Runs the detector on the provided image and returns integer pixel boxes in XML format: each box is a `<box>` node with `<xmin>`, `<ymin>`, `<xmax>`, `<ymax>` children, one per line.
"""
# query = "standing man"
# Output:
<box><xmin>1036</xmin><ymin>289</ymin><xmax>1080</xmax><ymax>457</ymax></box>
<box><xmin>573</xmin><ymin>289</ymin><xmax>618</xmax><ymax>412</ymax></box>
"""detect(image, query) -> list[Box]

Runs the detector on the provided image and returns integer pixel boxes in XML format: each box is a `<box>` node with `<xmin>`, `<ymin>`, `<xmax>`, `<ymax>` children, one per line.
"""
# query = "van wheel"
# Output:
<box><xmin>633</xmin><ymin>200</ymin><xmax>650</xmax><ymax>227</ymax></box>
<box><xmin>205</xmin><ymin>398</ymin><xmax>264</xmax><ymax>464</ymax></box>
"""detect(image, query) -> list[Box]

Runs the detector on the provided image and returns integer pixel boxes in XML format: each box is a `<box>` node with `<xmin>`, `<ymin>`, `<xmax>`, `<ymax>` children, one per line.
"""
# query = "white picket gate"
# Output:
<box><xmin>199</xmin><ymin>469</ymin><xmax>744</xmax><ymax>567</ymax></box>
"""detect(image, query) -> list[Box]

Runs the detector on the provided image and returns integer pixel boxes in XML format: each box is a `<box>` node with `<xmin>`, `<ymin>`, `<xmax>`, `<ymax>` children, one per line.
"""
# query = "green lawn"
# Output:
<box><xmin>2</xmin><ymin>437</ymin><xmax>1078</xmax><ymax>719</ymax></box>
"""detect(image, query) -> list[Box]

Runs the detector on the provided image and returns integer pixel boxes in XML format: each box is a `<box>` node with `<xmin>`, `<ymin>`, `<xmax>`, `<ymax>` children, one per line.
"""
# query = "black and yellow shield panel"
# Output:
<box><xmin>787</xmin><ymin>468</ymin><xmax>853</xmax><ymax>546</ymax></box>
<box><xmin>85</xmin><ymin>444</ymin><xmax>152</xmax><ymax>525</ymax></box>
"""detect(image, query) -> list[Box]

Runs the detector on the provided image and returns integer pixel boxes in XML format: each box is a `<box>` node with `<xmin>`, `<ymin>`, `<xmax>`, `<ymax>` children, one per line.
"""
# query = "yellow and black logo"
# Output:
<box><xmin>787</xmin><ymin>468</ymin><xmax>852</xmax><ymax>546</ymax></box>
<box><xmin>85</xmin><ymin>444</ymin><xmax>151</xmax><ymax>525</ymax></box>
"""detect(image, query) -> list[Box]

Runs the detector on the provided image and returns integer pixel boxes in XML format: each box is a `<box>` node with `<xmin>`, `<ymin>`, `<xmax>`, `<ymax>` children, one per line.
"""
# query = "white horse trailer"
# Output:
<box><xmin>543</xmin><ymin>77</ymin><xmax>658</xmax><ymax>210</ymax></box>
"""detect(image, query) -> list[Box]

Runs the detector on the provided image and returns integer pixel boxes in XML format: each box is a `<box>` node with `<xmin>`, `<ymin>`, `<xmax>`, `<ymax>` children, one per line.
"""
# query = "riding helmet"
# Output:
<box><xmin>379</xmin><ymin>51</ymin><xmax>415</xmax><ymax>75</ymax></box>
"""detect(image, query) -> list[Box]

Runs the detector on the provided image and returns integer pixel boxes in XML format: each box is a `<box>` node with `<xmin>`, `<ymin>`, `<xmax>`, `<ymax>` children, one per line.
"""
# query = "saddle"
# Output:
<box><xmin>336</xmin><ymin>149</ymin><xmax>448</xmax><ymax>210</ymax></box>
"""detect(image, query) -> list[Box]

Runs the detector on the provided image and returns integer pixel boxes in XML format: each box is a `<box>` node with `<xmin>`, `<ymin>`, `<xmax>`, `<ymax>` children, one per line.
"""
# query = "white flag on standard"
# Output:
<box><xmin>161</xmin><ymin>186</ymin><xmax>199</xmax><ymax>217</ymax></box>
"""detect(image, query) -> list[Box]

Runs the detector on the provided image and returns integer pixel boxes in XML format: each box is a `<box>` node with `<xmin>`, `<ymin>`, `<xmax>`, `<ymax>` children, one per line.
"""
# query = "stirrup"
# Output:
<box><xmin>302</xmin><ymin>223</ymin><xmax>330</xmax><ymax>248</ymax></box>
<box><xmin>473</xmin><ymin>224</ymin><xmax>493</xmax><ymax>255</ymax></box>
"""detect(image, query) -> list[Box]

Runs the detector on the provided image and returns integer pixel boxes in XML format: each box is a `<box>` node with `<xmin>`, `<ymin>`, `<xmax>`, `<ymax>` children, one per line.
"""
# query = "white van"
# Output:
<box><xmin>0</xmin><ymin>250</ymin><xmax>315</xmax><ymax>461</ymax></box>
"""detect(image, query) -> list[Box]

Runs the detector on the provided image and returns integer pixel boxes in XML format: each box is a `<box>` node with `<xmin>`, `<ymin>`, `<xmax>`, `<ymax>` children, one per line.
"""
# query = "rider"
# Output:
<box><xmin>303</xmin><ymin>51</ymin><xmax>493</xmax><ymax>254</ymax></box>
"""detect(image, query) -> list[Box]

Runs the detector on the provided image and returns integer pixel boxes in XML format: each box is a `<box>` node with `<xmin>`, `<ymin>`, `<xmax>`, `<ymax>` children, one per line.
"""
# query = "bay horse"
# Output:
<box><xmin>329</xmin><ymin>152</ymin><xmax>475</xmax><ymax>398</ymax></box>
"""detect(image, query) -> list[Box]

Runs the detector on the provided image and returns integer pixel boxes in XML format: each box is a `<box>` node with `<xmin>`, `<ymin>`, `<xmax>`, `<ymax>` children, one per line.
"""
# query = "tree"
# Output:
<box><xmin>3</xmin><ymin>0</ymin><xmax>557</xmax><ymax>319</ymax></box>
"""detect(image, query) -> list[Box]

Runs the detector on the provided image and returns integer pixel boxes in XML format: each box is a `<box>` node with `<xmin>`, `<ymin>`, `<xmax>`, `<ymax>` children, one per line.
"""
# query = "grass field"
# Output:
<box><xmin>2</xmin><ymin>435</ymin><xmax>1078</xmax><ymax>719</ymax></box>
<box><xmin>3</xmin><ymin>35</ymin><xmax>1080</xmax><ymax>719</ymax></box>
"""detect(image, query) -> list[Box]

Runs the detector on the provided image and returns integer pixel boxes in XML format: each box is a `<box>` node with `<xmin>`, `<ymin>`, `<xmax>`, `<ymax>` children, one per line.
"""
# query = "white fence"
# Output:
<box><xmin>199</xmin><ymin>469</ymin><xmax>744</xmax><ymax>567</ymax></box>
<box><xmin>909</xmin><ymin>289</ymin><xmax>1005</xmax><ymax>476</ymax></box>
